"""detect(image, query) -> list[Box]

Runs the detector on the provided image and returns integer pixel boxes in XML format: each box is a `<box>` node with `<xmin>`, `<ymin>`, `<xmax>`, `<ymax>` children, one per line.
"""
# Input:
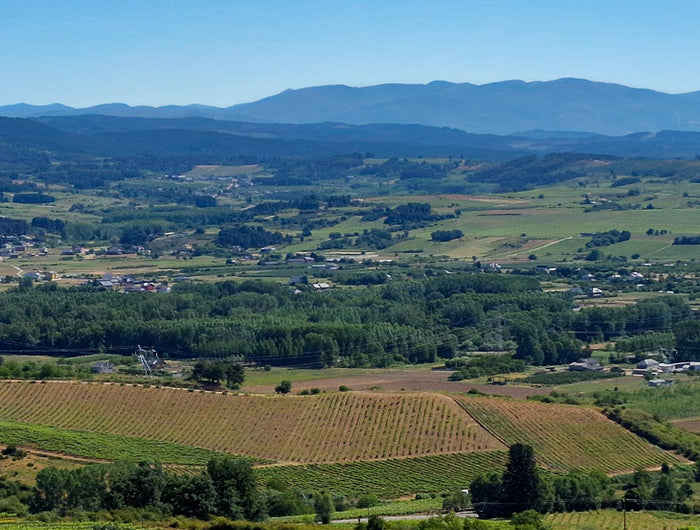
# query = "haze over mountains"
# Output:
<box><xmin>4</xmin><ymin>78</ymin><xmax>700</xmax><ymax>136</ymax></box>
<box><xmin>4</xmin><ymin>78</ymin><xmax>700</xmax><ymax>161</ymax></box>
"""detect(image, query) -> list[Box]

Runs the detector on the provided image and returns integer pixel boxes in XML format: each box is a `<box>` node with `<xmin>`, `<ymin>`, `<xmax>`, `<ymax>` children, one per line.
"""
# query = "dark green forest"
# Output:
<box><xmin>0</xmin><ymin>273</ymin><xmax>696</xmax><ymax>367</ymax></box>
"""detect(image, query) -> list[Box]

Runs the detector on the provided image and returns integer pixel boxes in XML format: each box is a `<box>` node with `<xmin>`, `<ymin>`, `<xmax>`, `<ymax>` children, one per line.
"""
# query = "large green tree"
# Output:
<box><xmin>501</xmin><ymin>443</ymin><xmax>540</xmax><ymax>516</ymax></box>
<box><xmin>207</xmin><ymin>456</ymin><xmax>266</xmax><ymax>521</ymax></box>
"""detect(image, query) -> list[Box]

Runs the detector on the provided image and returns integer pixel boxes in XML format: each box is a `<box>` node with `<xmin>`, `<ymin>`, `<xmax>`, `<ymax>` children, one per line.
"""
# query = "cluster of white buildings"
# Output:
<box><xmin>632</xmin><ymin>358</ymin><xmax>700</xmax><ymax>375</ymax></box>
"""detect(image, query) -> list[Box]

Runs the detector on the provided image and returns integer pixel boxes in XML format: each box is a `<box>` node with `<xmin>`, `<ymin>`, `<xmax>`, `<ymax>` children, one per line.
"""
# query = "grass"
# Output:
<box><xmin>241</xmin><ymin>365</ymin><xmax>436</xmax><ymax>388</ymax></box>
<box><xmin>620</xmin><ymin>379</ymin><xmax>700</xmax><ymax>420</ymax></box>
<box><xmin>274</xmin><ymin>497</ymin><xmax>443</xmax><ymax>522</ymax></box>
<box><xmin>0</xmin><ymin>453</ymin><xmax>82</xmax><ymax>484</ymax></box>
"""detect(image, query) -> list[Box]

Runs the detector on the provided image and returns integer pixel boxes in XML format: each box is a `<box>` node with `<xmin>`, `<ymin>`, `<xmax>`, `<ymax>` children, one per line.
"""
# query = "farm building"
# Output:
<box><xmin>91</xmin><ymin>361</ymin><xmax>114</xmax><ymax>374</ymax></box>
<box><xmin>636</xmin><ymin>359</ymin><xmax>660</xmax><ymax>370</ymax></box>
<box><xmin>568</xmin><ymin>358</ymin><xmax>603</xmax><ymax>372</ymax></box>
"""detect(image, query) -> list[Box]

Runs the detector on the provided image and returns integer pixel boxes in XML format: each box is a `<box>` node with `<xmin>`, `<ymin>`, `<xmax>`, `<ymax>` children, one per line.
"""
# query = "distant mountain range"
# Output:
<box><xmin>3</xmin><ymin>113</ymin><xmax>700</xmax><ymax>161</ymax></box>
<box><xmin>4</xmin><ymin>78</ymin><xmax>700</xmax><ymax>136</ymax></box>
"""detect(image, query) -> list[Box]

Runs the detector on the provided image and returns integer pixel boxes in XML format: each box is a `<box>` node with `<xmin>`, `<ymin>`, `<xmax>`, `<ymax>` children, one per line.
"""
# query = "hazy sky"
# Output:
<box><xmin>2</xmin><ymin>0</ymin><xmax>699</xmax><ymax>107</ymax></box>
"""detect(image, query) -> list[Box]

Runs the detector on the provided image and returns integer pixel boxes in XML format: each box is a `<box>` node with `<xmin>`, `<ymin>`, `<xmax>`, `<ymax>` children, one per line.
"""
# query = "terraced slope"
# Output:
<box><xmin>455</xmin><ymin>395</ymin><xmax>678</xmax><ymax>473</ymax></box>
<box><xmin>0</xmin><ymin>381</ymin><xmax>503</xmax><ymax>463</ymax></box>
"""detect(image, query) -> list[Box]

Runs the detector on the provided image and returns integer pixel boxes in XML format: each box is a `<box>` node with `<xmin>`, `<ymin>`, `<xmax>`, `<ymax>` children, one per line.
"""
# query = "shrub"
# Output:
<box><xmin>275</xmin><ymin>380</ymin><xmax>292</xmax><ymax>394</ymax></box>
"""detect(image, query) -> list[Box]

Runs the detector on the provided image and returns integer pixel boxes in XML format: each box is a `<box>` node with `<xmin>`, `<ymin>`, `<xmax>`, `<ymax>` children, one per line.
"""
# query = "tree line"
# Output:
<box><xmin>470</xmin><ymin>443</ymin><xmax>699</xmax><ymax>519</ymax></box>
<box><xmin>0</xmin><ymin>273</ymin><xmax>697</xmax><ymax>366</ymax></box>
<box><xmin>28</xmin><ymin>457</ymin><xmax>265</xmax><ymax>520</ymax></box>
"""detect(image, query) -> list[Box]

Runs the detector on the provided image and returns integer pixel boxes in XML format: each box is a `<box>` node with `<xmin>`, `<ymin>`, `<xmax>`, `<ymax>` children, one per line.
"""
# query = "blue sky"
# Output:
<box><xmin>2</xmin><ymin>0</ymin><xmax>699</xmax><ymax>107</ymax></box>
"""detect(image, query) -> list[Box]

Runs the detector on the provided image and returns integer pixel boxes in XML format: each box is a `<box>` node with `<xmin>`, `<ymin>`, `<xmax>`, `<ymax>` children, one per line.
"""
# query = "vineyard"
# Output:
<box><xmin>0</xmin><ymin>420</ymin><xmax>231</xmax><ymax>465</ymax></box>
<box><xmin>0</xmin><ymin>381</ymin><xmax>503</xmax><ymax>463</ymax></box>
<box><xmin>0</xmin><ymin>379</ymin><xmax>683</xmax><ymax>498</ymax></box>
<box><xmin>546</xmin><ymin>509</ymin><xmax>700</xmax><ymax>529</ymax></box>
<box><xmin>455</xmin><ymin>396</ymin><xmax>678</xmax><ymax>473</ymax></box>
<box><xmin>256</xmin><ymin>451</ymin><xmax>508</xmax><ymax>498</ymax></box>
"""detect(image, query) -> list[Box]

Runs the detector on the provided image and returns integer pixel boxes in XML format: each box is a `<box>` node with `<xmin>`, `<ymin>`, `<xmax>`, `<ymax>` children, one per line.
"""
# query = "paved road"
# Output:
<box><xmin>334</xmin><ymin>511</ymin><xmax>478</xmax><ymax>523</ymax></box>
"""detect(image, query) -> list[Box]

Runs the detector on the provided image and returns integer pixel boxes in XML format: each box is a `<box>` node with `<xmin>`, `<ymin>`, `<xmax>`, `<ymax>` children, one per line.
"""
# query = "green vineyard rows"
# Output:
<box><xmin>256</xmin><ymin>451</ymin><xmax>508</xmax><ymax>498</ymax></box>
<box><xmin>546</xmin><ymin>509</ymin><xmax>700</xmax><ymax>529</ymax></box>
<box><xmin>0</xmin><ymin>420</ymin><xmax>260</xmax><ymax>465</ymax></box>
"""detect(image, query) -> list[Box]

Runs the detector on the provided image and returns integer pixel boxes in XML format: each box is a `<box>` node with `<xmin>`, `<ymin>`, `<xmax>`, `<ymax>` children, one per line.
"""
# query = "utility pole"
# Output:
<box><xmin>622</xmin><ymin>498</ymin><xmax>627</xmax><ymax>530</ymax></box>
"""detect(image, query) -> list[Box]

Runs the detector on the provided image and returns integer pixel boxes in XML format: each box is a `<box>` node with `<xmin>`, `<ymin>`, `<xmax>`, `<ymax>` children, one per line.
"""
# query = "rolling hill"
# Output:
<box><xmin>0</xmin><ymin>381</ymin><xmax>676</xmax><ymax>473</ymax></box>
<box><xmin>5</xmin><ymin>112</ymin><xmax>700</xmax><ymax>161</ymax></box>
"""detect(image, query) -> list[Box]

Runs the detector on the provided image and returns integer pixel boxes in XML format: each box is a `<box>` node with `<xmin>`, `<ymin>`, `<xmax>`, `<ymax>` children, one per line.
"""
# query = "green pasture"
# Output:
<box><xmin>621</xmin><ymin>379</ymin><xmax>700</xmax><ymax>420</ymax></box>
<box><xmin>184</xmin><ymin>164</ymin><xmax>263</xmax><ymax>178</ymax></box>
<box><xmin>8</xmin><ymin>253</ymin><xmax>229</xmax><ymax>282</ymax></box>
<box><xmin>552</xmin><ymin>374</ymin><xmax>653</xmax><ymax>394</ymax></box>
<box><xmin>452</xmin><ymin>207</ymin><xmax>697</xmax><ymax>239</ymax></box>
<box><xmin>0</xmin><ymin>193</ymin><xmax>111</xmax><ymax>224</ymax></box>
<box><xmin>361</xmin><ymin>201</ymin><xmax>700</xmax><ymax>262</ymax></box>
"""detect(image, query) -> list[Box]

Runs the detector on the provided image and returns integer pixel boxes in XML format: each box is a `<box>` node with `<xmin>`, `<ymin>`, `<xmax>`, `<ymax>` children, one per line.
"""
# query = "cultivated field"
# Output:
<box><xmin>0</xmin><ymin>380</ymin><xmax>681</xmax><ymax>483</ymax></box>
<box><xmin>0</xmin><ymin>382</ymin><xmax>503</xmax><ymax>463</ymax></box>
<box><xmin>671</xmin><ymin>417</ymin><xmax>700</xmax><ymax>434</ymax></box>
<box><xmin>256</xmin><ymin>451</ymin><xmax>509</xmax><ymax>498</ymax></box>
<box><xmin>546</xmin><ymin>509</ymin><xmax>700</xmax><ymax>530</ymax></box>
<box><xmin>242</xmin><ymin>366</ymin><xmax>549</xmax><ymax>398</ymax></box>
<box><xmin>455</xmin><ymin>396</ymin><xmax>678</xmax><ymax>473</ymax></box>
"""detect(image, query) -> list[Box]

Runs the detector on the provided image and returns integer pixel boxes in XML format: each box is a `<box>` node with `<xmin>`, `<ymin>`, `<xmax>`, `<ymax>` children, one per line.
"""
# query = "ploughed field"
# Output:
<box><xmin>0</xmin><ymin>381</ymin><xmax>679</xmax><ymax>496</ymax></box>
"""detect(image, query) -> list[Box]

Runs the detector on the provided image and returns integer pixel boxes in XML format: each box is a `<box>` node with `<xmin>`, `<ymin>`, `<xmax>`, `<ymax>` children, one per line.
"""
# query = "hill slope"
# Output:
<box><xmin>0</xmin><ymin>382</ymin><xmax>502</xmax><ymax>463</ymax></box>
<box><xmin>0</xmin><ymin>381</ymin><xmax>678</xmax><ymax>475</ymax></box>
<box><xmin>6</xmin><ymin>79</ymin><xmax>700</xmax><ymax>135</ymax></box>
<box><xmin>456</xmin><ymin>396</ymin><xmax>675</xmax><ymax>473</ymax></box>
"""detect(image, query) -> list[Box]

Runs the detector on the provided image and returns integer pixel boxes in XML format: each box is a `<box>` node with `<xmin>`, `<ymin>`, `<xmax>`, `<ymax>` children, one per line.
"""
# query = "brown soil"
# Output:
<box><xmin>670</xmin><ymin>417</ymin><xmax>700</xmax><ymax>434</ymax></box>
<box><xmin>244</xmin><ymin>369</ymin><xmax>549</xmax><ymax>398</ymax></box>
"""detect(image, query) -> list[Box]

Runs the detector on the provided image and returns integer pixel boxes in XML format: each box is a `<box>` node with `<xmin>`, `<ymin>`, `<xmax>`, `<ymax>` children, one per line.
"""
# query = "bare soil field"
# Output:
<box><xmin>244</xmin><ymin>368</ymin><xmax>550</xmax><ymax>398</ymax></box>
<box><xmin>671</xmin><ymin>417</ymin><xmax>700</xmax><ymax>434</ymax></box>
